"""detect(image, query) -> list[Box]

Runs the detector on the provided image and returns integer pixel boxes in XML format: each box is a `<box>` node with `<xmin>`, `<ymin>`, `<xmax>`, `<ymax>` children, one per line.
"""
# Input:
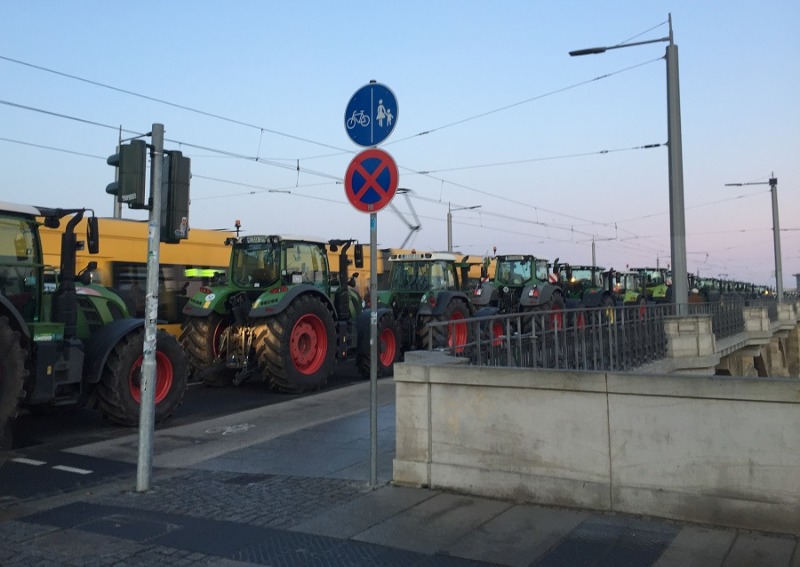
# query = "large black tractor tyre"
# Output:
<box><xmin>525</xmin><ymin>293</ymin><xmax>565</xmax><ymax>334</ymax></box>
<box><xmin>0</xmin><ymin>316</ymin><xmax>27</xmax><ymax>462</ymax></box>
<box><xmin>357</xmin><ymin>313</ymin><xmax>400</xmax><ymax>379</ymax></box>
<box><xmin>255</xmin><ymin>294</ymin><xmax>336</xmax><ymax>394</ymax></box>
<box><xmin>95</xmin><ymin>328</ymin><xmax>189</xmax><ymax>426</ymax></box>
<box><xmin>418</xmin><ymin>298</ymin><xmax>471</xmax><ymax>352</ymax></box>
<box><xmin>180</xmin><ymin>314</ymin><xmax>234</xmax><ymax>387</ymax></box>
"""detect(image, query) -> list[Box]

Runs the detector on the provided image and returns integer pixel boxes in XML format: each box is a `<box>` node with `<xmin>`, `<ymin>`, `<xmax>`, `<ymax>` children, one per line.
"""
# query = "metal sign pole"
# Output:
<box><xmin>369</xmin><ymin>212</ymin><xmax>378</xmax><ymax>487</ymax></box>
<box><xmin>137</xmin><ymin>123</ymin><xmax>164</xmax><ymax>492</ymax></box>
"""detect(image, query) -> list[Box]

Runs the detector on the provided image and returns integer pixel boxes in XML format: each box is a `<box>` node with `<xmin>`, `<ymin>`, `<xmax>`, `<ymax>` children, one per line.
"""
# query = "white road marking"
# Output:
<box><xmin>11</xmin><ymin>457</ymin><xmax>46</xmax><ymax>466</ymax></box>
<box><xmin>52</xmin><ymin>465</ymin><xmax>93</xmax><ymax>475</ymax></box>
<box><xmin>204</xmin><ymin>423</ymin><xmax>256</xmax><ymax>436</ymax></box>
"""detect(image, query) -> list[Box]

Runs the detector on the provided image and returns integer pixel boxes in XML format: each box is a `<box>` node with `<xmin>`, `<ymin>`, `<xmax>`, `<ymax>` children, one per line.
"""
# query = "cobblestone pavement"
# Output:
<box><xmin>1</xmin><ymin>379</ymin><xmax>798</xmax><ymax>566</ymax></box>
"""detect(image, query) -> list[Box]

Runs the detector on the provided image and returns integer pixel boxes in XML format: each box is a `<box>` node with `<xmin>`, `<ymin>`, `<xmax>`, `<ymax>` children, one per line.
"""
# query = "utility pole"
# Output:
<box><xmin>725</xmin><ymin>174</ymin><xmax>783</xmax><ymax>302</ymax></box>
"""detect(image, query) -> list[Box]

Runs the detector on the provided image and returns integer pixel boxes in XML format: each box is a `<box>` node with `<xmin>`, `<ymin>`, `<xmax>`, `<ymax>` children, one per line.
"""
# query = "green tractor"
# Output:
<box><xmin>375</xmin><ymin>252</ymin><xmax>475</xmax><ymax>353</ymax></box>
<box><xmin>631</xmin><ymin>267</ymin><xmax>672</xmax><ymax>304</ymax></box>
<box><xmin>0</xmin><ymin>203</ymin><xmax>188</xmax><ymax>455</ymax></box>
<box><xmin>553</xmin><ymin>263</ymin><xmax>613</xmax><ymax>319</ymax></box>
<box><xmin>602</xmin><ymin>269</ymin><xmax>649</xmax><ymax>319</ymax></box>
<box><xmin>472</xmin><ymin>254</ymin><xmax>565</xmax><ymax>330</ymax></box>
<box><xmin>180</xmin><ymin>235</ymin><xmax>398</xmax><ymax>392</ymax></box>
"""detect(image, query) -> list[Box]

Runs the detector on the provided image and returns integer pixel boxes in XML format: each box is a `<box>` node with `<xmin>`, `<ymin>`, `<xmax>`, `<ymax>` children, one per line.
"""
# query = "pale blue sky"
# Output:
<box><xmin>2</xmin><ymin>1</ymin><xmax>798</xmax><ymax>288</ymax></box>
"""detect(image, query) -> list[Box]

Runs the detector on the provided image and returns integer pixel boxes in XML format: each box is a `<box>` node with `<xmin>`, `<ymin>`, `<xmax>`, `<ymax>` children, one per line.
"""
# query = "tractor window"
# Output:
<box><xmin>430</xmin><ymin>261</ymin><xmax>454</xmax><ymax>291</ymax></box>
<box><xmin>232</xmin><ymin>243</ymin><xmax>279</xmax><ymax>287</ymax></box>
<box><xmin>0</xmin><ymin>218</ymin><xmax>39</xmax><ymax>319</ymax></box>
<box><xmin>284</xmin><ymin>242</ymin><xmax>327</xmax><ymax>289</ymax></box>
<box><xmin>535</xmin><ymin>260</ymin><xmax>549</xmax><ymax>282</ymax></box>
<box><xmin>390</xmin><ymin>261</ymin><xmax>431</xmax><ymax>290</ymax></box>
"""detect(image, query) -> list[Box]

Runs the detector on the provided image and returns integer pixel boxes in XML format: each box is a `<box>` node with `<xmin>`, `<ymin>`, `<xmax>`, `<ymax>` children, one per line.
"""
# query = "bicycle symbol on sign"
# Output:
<box><xmin>346</xmin><ymin>109</ymin><xmax>370</xmax><ymax>129</ymax></box>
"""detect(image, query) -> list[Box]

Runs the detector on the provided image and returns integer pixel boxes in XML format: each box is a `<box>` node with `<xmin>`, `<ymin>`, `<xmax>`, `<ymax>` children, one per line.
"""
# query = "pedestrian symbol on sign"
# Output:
<box><xmin>344</xmin><ymin>83</ymin><xmax>398</xmax><ymax>147</ymax></box>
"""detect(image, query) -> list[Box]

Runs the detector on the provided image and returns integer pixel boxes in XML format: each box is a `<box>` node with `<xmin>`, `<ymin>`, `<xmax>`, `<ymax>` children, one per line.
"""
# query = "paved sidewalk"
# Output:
<box><xmin>1</xmin><ymin>379</ymin><xmax>798</xmax><ymax>566</ymax></box>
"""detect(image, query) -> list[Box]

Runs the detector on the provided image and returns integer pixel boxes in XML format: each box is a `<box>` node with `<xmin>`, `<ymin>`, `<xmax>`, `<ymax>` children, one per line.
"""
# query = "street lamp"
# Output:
<box><xmin>447</xmin><ymin>202</ymin><xmax>481</xmax><ymax>252</ymax></box>
<box><xmin>570</xmin><ymin>14</ymin><xmax>688</xmax><ymax>314</ymax></box>
<box><xmin>725</xmin><ymin>175</ymin><xmax>783</xmax><ymax>302</ymax></box>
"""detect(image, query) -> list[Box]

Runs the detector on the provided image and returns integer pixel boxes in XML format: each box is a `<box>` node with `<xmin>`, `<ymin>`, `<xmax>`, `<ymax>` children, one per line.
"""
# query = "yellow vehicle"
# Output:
<box><xmin>40</xmin><ymin>217</ymin><xmax>231</xmax><ymax>336</ymax></box>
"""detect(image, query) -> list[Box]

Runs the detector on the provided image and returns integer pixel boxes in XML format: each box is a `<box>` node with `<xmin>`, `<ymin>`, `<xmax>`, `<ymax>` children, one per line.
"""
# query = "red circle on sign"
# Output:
<box><xmin>344</xmin><ymin>148</ymin><xmax>399</xmax><ymax>213</ymax></box>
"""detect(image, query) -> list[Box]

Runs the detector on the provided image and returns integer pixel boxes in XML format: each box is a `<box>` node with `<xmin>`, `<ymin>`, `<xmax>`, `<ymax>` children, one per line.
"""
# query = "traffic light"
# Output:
<box><xmin>106</xmin><ymin>140</ymin><xmax>148</xmax><ymax>209</ymax></box>
<box><xmin>160</xmin><ymin>150</ymin><xmax>191</xmax><ymax>244</ymax></box>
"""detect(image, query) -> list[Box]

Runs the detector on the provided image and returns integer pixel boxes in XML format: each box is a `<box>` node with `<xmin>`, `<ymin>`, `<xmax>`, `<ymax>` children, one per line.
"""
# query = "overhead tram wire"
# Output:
<box><xmin>2</xmin><ymin>96</ymin><xmax>662</xmax><ymax>241</ymax></box>
<box><xmin>3</xmin><ymin>55</ymin><xmax>664</xmax><ymax>238</ymax></box>
<box><xmin>0</xmin><ymin>136</ymin><xmax>105</xmax><ymax>160</ymax></box>
<box><xmin>0</xmin><ymin>54</ymin><xmax>349</xmax><ymax>156</ymax></box>
<box><xmin>383</xmin><ymin>57</ymin><xmax>663</xmax><ymax>146</ymax></box>
<box><xmin>610</xmin><ymin>189</ymin><xmax>770</xmax><ymax>225</ymax></box>
<box><xmin>411</xmin><ymin>143</ymin><xmax>663</xmax><ymax>174</ymax></box>
<box><xmin>4</xmin><ymin>94</ymin><xmax>671</xmax><ymax>250</ymax></box>
<box><xmin>0</xmin><ymin>123</ymin><xmax>660</xmax><ymax>252</ymax></box>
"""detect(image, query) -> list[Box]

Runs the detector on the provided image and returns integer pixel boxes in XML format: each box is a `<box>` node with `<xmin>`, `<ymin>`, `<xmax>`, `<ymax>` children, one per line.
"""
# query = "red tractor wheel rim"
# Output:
<box><xmin>448</xmin><ymin>312</ymin><xmax>467</xmax><ymax>353</ymax></box>
<box><xmin>639</xmin><ymin>302</ymin><xmax>647</xmax><ymax>320</ymax></box>
<box><xmin>130</xmin><ymin>351</ymin><xmax>174</xmax><ymax>404</ymax></box>
<box><xmin>290</xmin><ymin>314</ymin><xmax>327</xmax><ymax>375</ymax></box>
<box><xmin>491</xmin><ymin>321</ymin><xmax>504</xmax><ymax>347</ymax></box>
<box><xmin>378</xmin><ymin>327</ymin><xmax>397</xmax><ymax>366</ymax></box>
<box><xmin>575</xmin><ymin>311</ymin><xmax>586</xmax><ymax>329</ymax></box>
<box><xmin>550</xmin><ymin>305</ymin><xmax>564</xmax><ymax>330</ymax></box>
<box><xmin>212</xmin><ymin>319</ymin><xmax>229</xmax><ymax>357</ymax></box>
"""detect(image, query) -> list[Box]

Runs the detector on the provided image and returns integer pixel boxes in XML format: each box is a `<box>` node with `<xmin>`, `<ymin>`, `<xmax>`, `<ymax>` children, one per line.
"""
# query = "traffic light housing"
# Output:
<box><xmin>161</xmin><ymin>150</ymin><xmax>191</xmax><ymax>244</ymax></box>
<box><xmin>106</xmin><ymin>140</ymin><xmax>148</xmax><ymax>209</ymax></box>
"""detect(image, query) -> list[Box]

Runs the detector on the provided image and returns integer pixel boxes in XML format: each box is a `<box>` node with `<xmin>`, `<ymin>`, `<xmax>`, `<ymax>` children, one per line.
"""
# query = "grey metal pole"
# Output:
<box><xmin>137</xmin><ymin>123</ymin><xmax>164</xmax><ymax>492</ymax></box>
<box><xmin>113</xmin><ymin>126</ymin><xmax>122</xmax><ymax>218</ymax></box>
<box><xmin>447</xmin><ymin>204</ymin><xmax>453</xmax><ymax>252</ymax></box>
<box><xmin>769</xmin><ymin>176</ymin><xmax>784</xmax><ymax>301</ymax></box>
<box><xmin>665</xmin><ymin>15</ymin><xmax>688</xmax><ymax>315</ymax></box>
<box><xmin>369</xmin><ymin>212</ymin><xmax>378</xmax><ymax>487</ymax></box>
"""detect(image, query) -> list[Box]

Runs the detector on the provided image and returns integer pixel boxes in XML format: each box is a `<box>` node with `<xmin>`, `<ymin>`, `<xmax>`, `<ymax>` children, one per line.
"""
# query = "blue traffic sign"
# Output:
<box><xmin>344</xmin><ymin>83</ymin><xmax>398</xmax><ymax>147</ymax></box>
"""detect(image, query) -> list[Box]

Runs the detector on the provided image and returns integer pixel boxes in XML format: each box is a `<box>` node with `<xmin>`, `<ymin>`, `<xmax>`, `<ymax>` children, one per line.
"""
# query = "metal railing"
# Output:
<box><xmin>689</xmin><ymin>298</ymin><xmax>745</xmax><ymax>339</ymax></box>
<box><xmin>422</xmin><ymin>298</ymin><xmax>784</xmax><ymax>372</ymax></box>
<box><xmin>427</xmin><ymin>303</ymin><xmax>672</xmax><ymax>371</ymax></box>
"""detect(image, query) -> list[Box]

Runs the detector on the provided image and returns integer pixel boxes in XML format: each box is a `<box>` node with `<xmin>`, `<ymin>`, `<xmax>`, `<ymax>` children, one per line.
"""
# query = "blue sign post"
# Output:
<box><xmin>344</xmin><ymin>82</ymin><xmax>398</xmax><ymax>147</ymax></box>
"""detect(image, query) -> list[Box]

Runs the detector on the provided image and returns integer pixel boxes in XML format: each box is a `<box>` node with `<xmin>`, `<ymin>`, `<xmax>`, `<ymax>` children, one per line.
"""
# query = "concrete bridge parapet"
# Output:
<box><xmin>393</xmin><ymin>353</ymin><xmax>800</xmax><ymax>535</ymax></box>
<box><xmin>664</xmin><ymin>314</ymin><xmax>719</xmax><ymax>375</ymax></box>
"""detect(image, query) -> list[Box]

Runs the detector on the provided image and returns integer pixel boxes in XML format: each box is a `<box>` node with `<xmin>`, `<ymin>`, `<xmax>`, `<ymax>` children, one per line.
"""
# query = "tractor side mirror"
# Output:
<box><xmin>354</xmin><ymin>244</ymin><xmax>364</xmax><ymax>269</ymax></box>
<box><xmin>87</xmin><ymin>216</ymin><xmax>99</xmax><ymax>254</ymax></box>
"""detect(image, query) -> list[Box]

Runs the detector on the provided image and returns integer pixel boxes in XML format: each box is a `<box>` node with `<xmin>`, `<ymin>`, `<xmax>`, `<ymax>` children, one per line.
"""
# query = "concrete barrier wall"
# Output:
<box><xmin>393</xmin><ymin>354</ymin><xmax>800</xmax><ymax>534</ymax></box>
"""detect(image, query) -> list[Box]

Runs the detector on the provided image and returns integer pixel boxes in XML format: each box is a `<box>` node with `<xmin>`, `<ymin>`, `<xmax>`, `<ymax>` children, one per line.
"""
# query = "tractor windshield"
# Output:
<box><xmin>569</xmin><ymin>268</ymin><xmax>602</xmax><ymax>287</ymax></box>
<box><xmin>495</xmin><ymin>258</ymin><xmax>533</xmax><ymax>286</ymax></box>
<box><xmin>231</xmin><ymin>239</ymin><xmax>280</xmax><ymax>287</ymax></box>
<box><xmin>389</xmin><ymin>260</ymin><xmax>455</xmax><ymax>292</ymax></box>
<box><xmin>616</xmin><ymin>273</ymin><xmax>639</xmax><ymax>291</ymax></box>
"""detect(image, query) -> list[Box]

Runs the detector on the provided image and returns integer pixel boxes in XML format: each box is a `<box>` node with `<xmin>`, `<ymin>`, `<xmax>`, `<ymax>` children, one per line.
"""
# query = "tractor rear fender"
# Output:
<box><xmin>355</xmin><ymin>307</ymin><xmax>393</xmax><ymax>356</ymax></box>
<box><xmin>0</xmin><ymin>295</ymin><xmax>29</xmax><ymax>339</ymax></box>
<box><xmin>182</xmin><ymin>288</ymin><xmax>237</xmax><ymax>318</ymax></box>
<box><xmin>429</xmin><ymin>291</ymin><xmax>472</xmax><ymax>316</ymax></box>
<box><xmin>519</xmin><ymin>284</ymin><xmax>557</xmax><ymax>308</ymax></box>
<box><xmin>581</xmin><ymin>289</ymin><xmax>609</xmax><ymax>309</ymax></box>
<box><xmin>471</xmin><ymin>282</ymin><xmax>497</xmax><ymax>307</ymax></box>
<box><xmin>83</xmin><ymin>318</ymin><xmax>144</xmax><ymax>384</ymax></box>
<box><xmin>249</xmin><ymin>284</ymin><xmax>334</xmax><ymax>318</ymax></box>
